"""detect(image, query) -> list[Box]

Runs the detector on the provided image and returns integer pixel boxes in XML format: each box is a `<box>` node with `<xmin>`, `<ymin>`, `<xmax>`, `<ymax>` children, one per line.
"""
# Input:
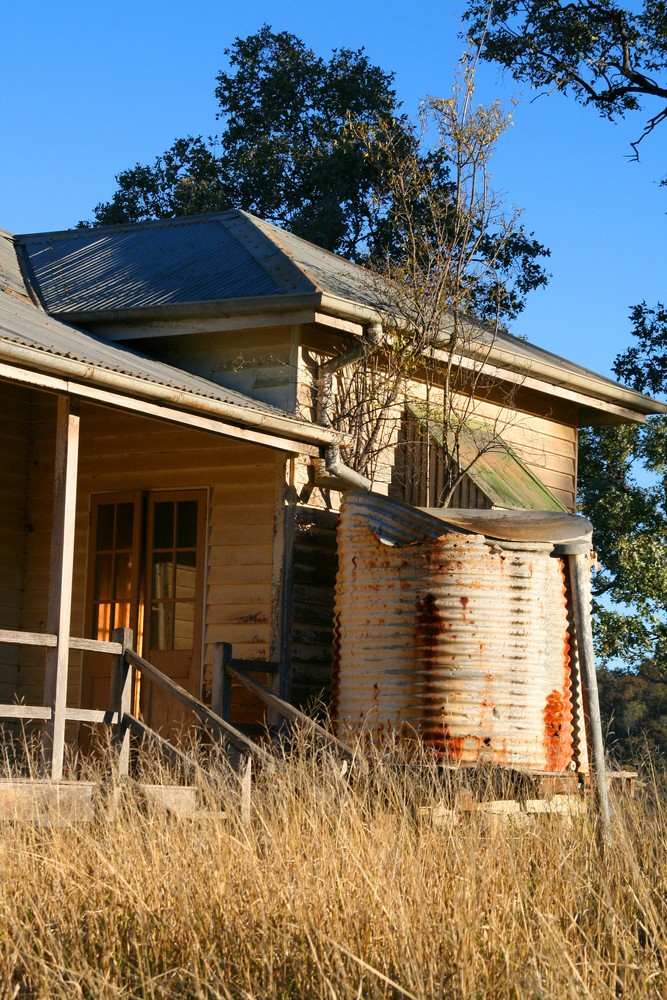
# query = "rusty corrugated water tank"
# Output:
<box><xmin>332</xmin><ymin>492</ymin><xmax>589</xmax><ymax>773</ymax></box>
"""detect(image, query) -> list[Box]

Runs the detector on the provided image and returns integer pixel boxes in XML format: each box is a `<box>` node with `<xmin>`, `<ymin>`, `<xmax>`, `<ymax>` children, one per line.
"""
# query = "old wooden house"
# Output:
<box><xmin>1</xmin><ymin>210</ymin><xmax>664</xmax><ymax>770</ymax></box>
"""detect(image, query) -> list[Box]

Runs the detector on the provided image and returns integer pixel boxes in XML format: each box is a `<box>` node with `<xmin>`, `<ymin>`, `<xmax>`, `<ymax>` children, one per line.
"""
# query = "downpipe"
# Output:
<box><xmin>314</xmin><ymin>322</ymin><xmax>384</xmax><ymax>492</ymax></box>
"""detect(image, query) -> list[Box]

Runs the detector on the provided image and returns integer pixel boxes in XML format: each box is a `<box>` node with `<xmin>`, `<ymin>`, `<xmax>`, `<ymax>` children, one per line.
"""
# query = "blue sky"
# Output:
<box><xmin>2</xmin><ymin>0</ymin><xmax>665</xmax><ymax>381</ymax></box>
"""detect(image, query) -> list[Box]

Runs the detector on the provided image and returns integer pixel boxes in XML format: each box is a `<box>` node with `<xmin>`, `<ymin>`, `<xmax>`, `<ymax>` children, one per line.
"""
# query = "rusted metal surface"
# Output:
<box><xmin>333</xmin><ymin>492</ymin><xmax>587</xmax><ymax>773</ymax></box>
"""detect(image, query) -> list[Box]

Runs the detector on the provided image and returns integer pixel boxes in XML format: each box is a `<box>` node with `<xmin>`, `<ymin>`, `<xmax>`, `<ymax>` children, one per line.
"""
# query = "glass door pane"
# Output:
<box><xmin>90</xmin><ymin>498</ymin><xmax>142</xmax><ymax>642</ymax></box>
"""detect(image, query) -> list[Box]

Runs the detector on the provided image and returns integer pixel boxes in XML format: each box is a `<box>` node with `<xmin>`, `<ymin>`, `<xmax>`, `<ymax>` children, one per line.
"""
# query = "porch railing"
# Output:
<box><xmin>0</xmin><ymin>630</ymin><xmax>359</xmax><ymax>780</ymax></box>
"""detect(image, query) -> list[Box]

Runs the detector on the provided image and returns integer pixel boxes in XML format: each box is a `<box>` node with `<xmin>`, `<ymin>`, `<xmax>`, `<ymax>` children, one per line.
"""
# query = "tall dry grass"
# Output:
<box><xmin>0</xmin><ymin>733</ymin><xmax>665</xmax><ymax>999</ymax></box>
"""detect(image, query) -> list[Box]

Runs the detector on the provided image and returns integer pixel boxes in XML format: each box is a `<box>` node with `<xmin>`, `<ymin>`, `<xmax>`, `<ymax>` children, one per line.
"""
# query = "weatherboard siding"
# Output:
<box><xmin>124</xmin><ymin>326</ymin><xmax>300</xmax><ymax>413</ymax></box>
<box><xmin>293</xmin><ymin>347</ymin><xmax>578</xmax><ymax>512</ymax></box>
<box><xmin>16</xmin><ymin>393</ymin><xmax>283</xmax><ymax>719</ymax></box>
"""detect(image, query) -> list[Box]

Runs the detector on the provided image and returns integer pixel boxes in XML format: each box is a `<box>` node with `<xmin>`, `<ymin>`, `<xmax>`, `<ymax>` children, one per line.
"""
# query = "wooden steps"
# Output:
<box><xmin>0</xmin><ymin>779</ymin><xmax>229</xmax><ymax>825</ymax></box>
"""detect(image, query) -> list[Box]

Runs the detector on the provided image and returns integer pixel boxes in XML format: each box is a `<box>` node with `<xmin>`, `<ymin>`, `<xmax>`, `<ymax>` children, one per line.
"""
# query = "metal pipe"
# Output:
<box><xmin>0</xmin><ymin>338</ymin><xmax>344</xmax><ymax>448</ymax></box>
<box><xmin>323</xmin><ymin>445</ymin><xmax>371</xmax><ymax>491</ymax></box>
<box><xmin>567</xmin><ymin>549</ymin><xmax>612</xmax><ymax>843</ymax></box>
<box><xmin>314</xmin><ymin>322</ymin><xmax>382</xmax><ymax>491</ymax></box>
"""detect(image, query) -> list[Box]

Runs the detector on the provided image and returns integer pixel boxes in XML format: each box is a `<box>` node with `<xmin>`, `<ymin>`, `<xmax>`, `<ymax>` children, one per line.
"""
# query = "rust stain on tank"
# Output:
<box><xmin>416</xmin><ymin>591</ymin><xmax>449</xmax><ymax>753</ymax></box>
<box><xmin>440</xmin><ymin>725</ymin><xmax>464</xmax><ymax>762</ymax></box>
<box><xmin>333</xmin><ymin>493</ymin><xmax>587</xmax><ymax>772</ymax></box>
<box><xmin>543</xmin><ymin>688</ymin><xmax>571</xmax><ymax>771</ymax></box>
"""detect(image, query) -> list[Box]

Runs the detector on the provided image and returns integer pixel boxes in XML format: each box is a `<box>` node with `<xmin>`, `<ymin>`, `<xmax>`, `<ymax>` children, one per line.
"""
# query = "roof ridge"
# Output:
<box><xmin>245</xmin><ymin>212</ymin><xmax>372</xmax><ymax>296</ymax></box>
<box><xmin>16</xmin><ymin>209</ymin><xmax>244</xmax><ymax>243</ymax></box>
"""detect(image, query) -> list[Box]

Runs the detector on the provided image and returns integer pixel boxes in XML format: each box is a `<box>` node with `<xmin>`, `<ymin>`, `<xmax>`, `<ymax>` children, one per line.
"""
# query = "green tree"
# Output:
<box><xmin>86</xmin><ymin>25</ymin><xmax>549</xmax><ymax>301</ymax></box>
<box><xmin>462</xmin><ymin>2</ymin><xmax>667</xmax><ymax>672</ymax></box>
<box><xmin>333</xmin><ymin>61</ymin><xmax>548</xmax><ymax>488</ymax></box>
<box><xmin>577</xmin><ymin>303</ymin><xmax>667</xmax><ymax>670</ymax></box>
<box><xmin>577</xmin><ymin>418</ymin><xmax>667</xmax><ymax>669</ymax></box>
<box><xmin>463</xmin><ymin>1</ymin><xmax>667</xmax><ymax>158</ymax></box>
<box><xmin>88</xmin><ymin>25</ymin><xmax>402</xmax><ymax>260</ymax></box>
<box><xmin>597</xmin><ymin>661</ymin><xmax>667</xmax><ymax>761</ymax></box>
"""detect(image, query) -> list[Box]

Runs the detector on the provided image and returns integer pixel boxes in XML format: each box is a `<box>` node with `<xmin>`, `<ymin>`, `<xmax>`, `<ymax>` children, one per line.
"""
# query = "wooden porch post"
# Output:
<box><xmin>43</xmin><ymin>395</ymin><xmax>80</xmax><ymax>781</ymax></box>
<box><xmin>111</xmin><ymin>627</ymin><xmax>134</xmax><ymax>779</ymax></box>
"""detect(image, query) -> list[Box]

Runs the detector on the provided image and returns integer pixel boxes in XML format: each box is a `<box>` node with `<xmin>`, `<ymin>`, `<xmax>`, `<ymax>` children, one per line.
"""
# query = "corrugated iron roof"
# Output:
<box><xmin>0</xmin><ymin>295</ymin><xmax>292</xmax><ymax>418</ymax></box>
<box><xmin>13</xmin><ymin>211</ymin><xmax>667</xmax><ymax>419</ymax></box>
<box><xmin>15</xmin><ymin>211</ymin><xmax>382</xmax><ymax>317</ymax></box>
<box><xmin>0</xmin><ymin>230</ymin><xmax>31</xmax><ymax>299</ymax></box>
<box><xmin>16</xmin><ymin>213</ymin><xmax>315</xmax><ymax>315</ymax></box>
<box><xmin>250</xmin><ymin>215</ymin><xmax>383</xmax><ymax>307</ymax></box>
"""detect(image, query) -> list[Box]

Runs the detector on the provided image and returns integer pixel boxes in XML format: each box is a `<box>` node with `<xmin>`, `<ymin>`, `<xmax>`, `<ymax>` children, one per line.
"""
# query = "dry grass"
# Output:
<box><xmin>0</xmin><ymin>733</ymin><xmax>665</xmax><ymax>999</ymax></box>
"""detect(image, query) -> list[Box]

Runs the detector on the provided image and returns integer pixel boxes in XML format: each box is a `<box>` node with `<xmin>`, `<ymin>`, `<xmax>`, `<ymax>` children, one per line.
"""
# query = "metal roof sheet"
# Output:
<box><xmin>16</xmin><ymin>210</ymin><xmax>385</xmax><ymax>317</ymax></box>
<box><xmin>409</xmin><ymin>404</ymin><xmax>566</xmax><ymax>512</ymax></box>
<box><xmin>17</xmin><ymin>213</ymin><xmax>314</xmax><ymax>316</ymax></box>
<box><xmin>0</xmin><ymin>231</ymin><xmax>30</xmax><ymax>298</ymax></box>
<box><xmin>0</xmin><ymin>288</ymin><xmax>307</xmax><ymax>420</ymax></box>
<box><xmin>0</xmin><ymin>236</ymin><xmax>325</xmax><ymax>442</ymax></box>
<box><xmin>249</xmin><ymin>215</ymin><xmax>383</xmax><ymax>307</ymax></box>
<box><xmin>13</xmin><ymin>211</ymin><xmax>666</xmax><ymax>418</ymax></box>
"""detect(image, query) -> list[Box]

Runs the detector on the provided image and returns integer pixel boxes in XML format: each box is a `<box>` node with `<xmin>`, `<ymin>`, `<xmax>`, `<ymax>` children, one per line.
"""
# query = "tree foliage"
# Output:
<box><xmin>463</xmin><ymin>1</ymin><xmax>667</xmax><ymax>157</ymax></box>
<box><xmin>86</xmin><ymin>25</ymin><xmax>549</xmax><ymax>300</ymax></box>
<box><xmin>333</xmin><ymin>61</ymin><xmax>547</xmax><ymax>495</ymax></box>
<box><xmin>87</xmin><ymin>28</ymin><xmax>550</xmax><ymax>504</ymax></box>
<box><xmin>597</xmin><ymin>662</ymin><xmax>667</xmax><ymax>761</ymax></box>
<box><xmin>88</xmin><ymin>26</ymin><xmax>402</xmax><ymax>259</ymax></box>
<box><xmin>577</xmin><ymin>419</ymin><xmax>667</xmax><ymax>668</ymax></box>
<box><xmin>577</xmin><ymin>302</ymin><xmax>667</xmax><ymax>670</ymax></box>
<box><xmin>212</xmin><ymin>27</ymin><xmax>399</xmax><ymax>259</ymax></box>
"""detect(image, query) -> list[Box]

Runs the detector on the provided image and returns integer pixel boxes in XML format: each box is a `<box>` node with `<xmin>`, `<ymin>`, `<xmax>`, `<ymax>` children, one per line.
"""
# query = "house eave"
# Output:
<box><xmin>0</xmin><ymin>340</ymin><xmax>345</xmax><ymax>453</ymax></box>
<box><xmin>49</xmin><ymin>287</ymin><xmax>665</xmax><ymax>424</ymax></box>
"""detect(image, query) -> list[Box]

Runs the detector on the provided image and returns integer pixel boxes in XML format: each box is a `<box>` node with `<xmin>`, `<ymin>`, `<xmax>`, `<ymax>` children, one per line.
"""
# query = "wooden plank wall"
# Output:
<box><xmin>127</xmin><ymin>326</ymin><xmax>299</xmax><ymax>412</ymax></box>
<box><xmin>0</xmin><ymin>383</ymin><xmax>31</xmax><ymax>702</ymax></box>
<box><xmin>295</xmin><ymin>337</ymin><xmax>578</xmax><ymax>512</ymax></box>
<box><xmin>17</xmin><ymin>393</ymin><xmax>283</xmax><ymax>720</ymax></box>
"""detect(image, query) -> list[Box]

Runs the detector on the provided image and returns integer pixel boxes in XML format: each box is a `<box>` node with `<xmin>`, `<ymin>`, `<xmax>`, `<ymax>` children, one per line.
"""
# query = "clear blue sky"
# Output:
<box><xmin>2</xmin><ymin>0</ymin><xmax>664</xmax><ymax>381</ymax></box>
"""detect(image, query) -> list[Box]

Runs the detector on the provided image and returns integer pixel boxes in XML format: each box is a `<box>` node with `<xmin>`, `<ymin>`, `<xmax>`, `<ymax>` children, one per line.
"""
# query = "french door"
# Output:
<box><xmin>82</xmin><ymin>489</ymin><xmax>207</xmax><ymax>736</ymax></box>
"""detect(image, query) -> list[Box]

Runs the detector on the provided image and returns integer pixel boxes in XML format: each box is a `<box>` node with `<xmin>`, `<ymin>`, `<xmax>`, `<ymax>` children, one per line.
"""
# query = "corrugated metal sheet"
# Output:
<box><xmin>408</xmin><ymin>403</ymin><xmax>567</xmax><ymax>512</ymax></box>
<box><xmin>250</xmin><ymin>215</ymin><xmax>383</xmax><ymax>308</ymax></box>
<box><xmin>332</xmin><ymin>492</ymin><xmax>587</xmax><ymax>773</ymax></box>
<box><xmin>0</xmin><ymin>231</ymin><xmax>30</xmax><ymax>298</ymax></box>
<box><xmin>14</xmin><ymin>211</ymin><xmax>664</xmax><ymax>419</ymax></box>
<box><xmin>17</xmin><ymin>214</ymin><xmax>313</xmax><ymax>316</ymax></box>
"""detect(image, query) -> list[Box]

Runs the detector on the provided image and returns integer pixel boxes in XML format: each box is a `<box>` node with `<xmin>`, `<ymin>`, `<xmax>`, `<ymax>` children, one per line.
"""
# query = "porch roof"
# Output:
<box><xmin>0</xmin><ymin>233</ymin><xmax>342</xmax><ymax>453</ymax></box>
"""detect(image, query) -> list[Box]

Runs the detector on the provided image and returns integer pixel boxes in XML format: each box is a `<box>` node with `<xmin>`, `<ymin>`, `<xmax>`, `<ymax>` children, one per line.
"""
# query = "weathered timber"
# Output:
<box><xmin>125</xmin><ymin>649</ymin><xmax>273</xmax><ymax>767</ymax></box>
<box><xmin>0</xmin><ymin>629</ymin><xmax>57</xmax><ymax>648</ymax></box>
<box><xmin>0</xmin><ymin>781</ymin><xmax>96</xmax><ymax>825</ymax></box>
<box><xmin>43</xmin><ymin>396</ymin><xmax>80</xmax><ymax>781</ymax></box>
<box><xmin>224</xmin><ymin>664</ymin><xmax>363</xmax><ymax>768</ymax></box>
<box><xmin>69</xmin><ymin>636</ymin><xmax>123</xmax><ymax>654</ymax></box>
<box><xmin>567</xmin><ymin>551</ymin><xmax>612</xmax><ymax>844</ymax></box>
<box><xmin>111</xmin><ymin>628</ymin><xmax>133</xmax><ymax>778</ymax></box>
<box><xmin>0</xmin><ymin>704</ymin><xmax>52</xmax><ymax>720</ymax></box>
<box><xmin>0</xmin><ymin>630</ymin><xmax>121</xmax><ymax>654</ymax></box>
<box><xmin>124</xmin><ymin>713</ymin><xmax>195</xmax><ymax>772</ymax></box>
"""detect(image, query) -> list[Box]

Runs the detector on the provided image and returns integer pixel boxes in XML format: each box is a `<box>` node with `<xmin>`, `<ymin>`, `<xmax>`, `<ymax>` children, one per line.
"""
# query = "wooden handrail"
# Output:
<box><xmin>0</xmin><ymin>704</ymin><xmax>52</xmax><ymax>721</ymax></box>
<box><xmin>0</xmin><ymin>705</ymin><xmax>120</xmax><ymax>724</ymax></box>
<box><xmin>124</xmin><ymin>713</ymin><xmax>195</xmax><ymax>772</ymax></box>
<box><xmin>0</xmin><ymin>629</ymin><xmax>122</xmax><ymax>654</ymax></box>
<box><xmin>125</xmin><ymin>649</ymin><xmax>273</xmax><ymax>768</ymax></box>
<box><xmin>224</xmin><ymin>664</ymin><xmax>363</xmax><ymax>768</ymax></box>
